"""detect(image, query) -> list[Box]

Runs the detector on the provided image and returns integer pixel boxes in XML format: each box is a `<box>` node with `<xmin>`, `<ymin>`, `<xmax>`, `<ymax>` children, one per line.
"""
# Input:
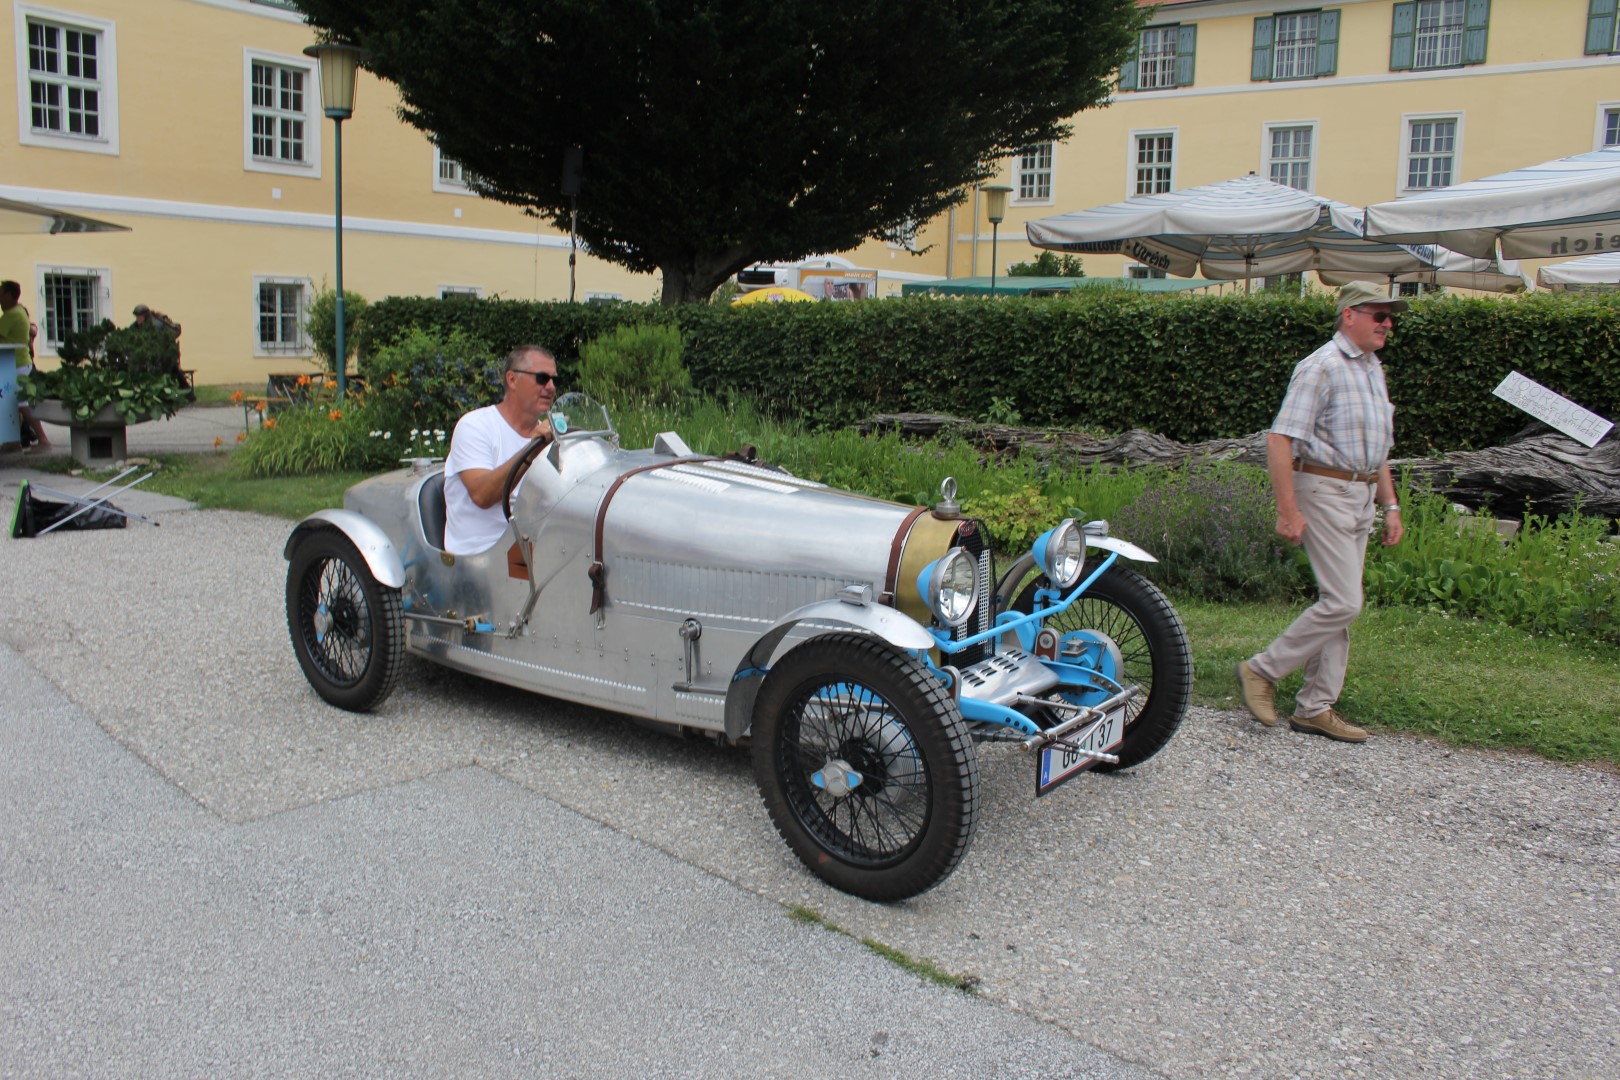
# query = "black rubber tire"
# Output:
<box><xmin>1011</xmin><ymin>560</ymin><xmax>1191</xmax><ymax>771</ymax></box>
<box><xmin>500</xmin><ymin>433</ymin><xmax>552</xmax><ymax>520</ymax></box>
<box><xmin>286</xmin><ymin>529</ymin><xmax>405</xmax><ymax>712</ymax></box>
<box><xmin>751</xmin><ymin>633</ymin><xmax>979</xmax><ymax>903</ymax></box>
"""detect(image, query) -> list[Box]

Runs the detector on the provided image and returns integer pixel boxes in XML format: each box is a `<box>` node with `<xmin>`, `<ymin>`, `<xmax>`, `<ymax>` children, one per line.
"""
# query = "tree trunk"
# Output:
<box><xmin>658</xmin><ymin>248</ymin><xmax>756</xmax><ymax>305</ymax></box>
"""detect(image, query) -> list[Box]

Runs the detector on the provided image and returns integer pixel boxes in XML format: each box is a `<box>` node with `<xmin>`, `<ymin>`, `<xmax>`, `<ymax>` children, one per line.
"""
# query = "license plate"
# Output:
<box><xmin>1035</xmin><ymin>705</ymin><xmax>1126</xmax><ymax>797</ymax></box>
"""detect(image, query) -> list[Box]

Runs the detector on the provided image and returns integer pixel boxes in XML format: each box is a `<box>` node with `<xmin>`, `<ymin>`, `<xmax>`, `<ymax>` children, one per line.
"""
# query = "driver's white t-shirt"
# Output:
<box><xmin>443</xmin><ymin>405</ymin><xmax>535</xmax><ymax>555</ymax></box>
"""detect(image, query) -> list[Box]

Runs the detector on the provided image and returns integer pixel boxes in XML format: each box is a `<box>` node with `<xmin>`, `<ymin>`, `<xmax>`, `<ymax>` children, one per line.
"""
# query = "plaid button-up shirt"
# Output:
<box><xmin>1270</xmin><ymin>331</ymin><xmax>1394</xmax><ymax>475</ymax></box>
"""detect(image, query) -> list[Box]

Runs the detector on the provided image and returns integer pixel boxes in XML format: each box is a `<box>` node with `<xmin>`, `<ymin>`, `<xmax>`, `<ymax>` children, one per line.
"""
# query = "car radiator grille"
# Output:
<box><xmin>951</xmin><ymin>521</ymin><xmax>995</xmax><ymax>668</ymax></box>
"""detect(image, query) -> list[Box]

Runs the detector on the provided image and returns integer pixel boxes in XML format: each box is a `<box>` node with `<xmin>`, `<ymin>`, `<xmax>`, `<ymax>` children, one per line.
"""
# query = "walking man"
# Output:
<box><xmin>1236</xmin><ymin>281</ymin><xmax>1406</xmax><ymax>743</ymax></box>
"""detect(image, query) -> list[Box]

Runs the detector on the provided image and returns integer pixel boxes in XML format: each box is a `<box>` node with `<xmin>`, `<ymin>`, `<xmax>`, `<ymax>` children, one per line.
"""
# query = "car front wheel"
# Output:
<box><xmin>286</xmin><ymin>529</ymin><xmax>404</xmax><ymax>712</ymax></box>
<box><xmin>751</xmin><ymin>632</ymin><xmax>979</xmax><ymax>903</ymax></box>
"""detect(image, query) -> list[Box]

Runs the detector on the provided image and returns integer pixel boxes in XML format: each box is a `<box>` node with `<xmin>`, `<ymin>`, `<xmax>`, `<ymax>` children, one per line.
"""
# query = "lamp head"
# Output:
<box><xmin>980</xmin><ymin>184</ymin><xmax>1013</xmax><ymax>225</ymax></box>
<box><xmin>303</xmin><ymin>43</ymin><xmax>367</xmax><ymax>119</ymax></box>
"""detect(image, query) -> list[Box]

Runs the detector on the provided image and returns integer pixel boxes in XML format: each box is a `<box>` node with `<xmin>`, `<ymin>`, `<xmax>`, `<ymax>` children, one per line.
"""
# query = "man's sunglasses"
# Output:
<box><xmin>1354</xmin><ymin>308</ymin><xmax>1395</xmax><ymax>324</ymax></box>
<box><xmin>512</xmin><ymin>369</ymin><xmax>557</xmax><ymax>386</ymax></box>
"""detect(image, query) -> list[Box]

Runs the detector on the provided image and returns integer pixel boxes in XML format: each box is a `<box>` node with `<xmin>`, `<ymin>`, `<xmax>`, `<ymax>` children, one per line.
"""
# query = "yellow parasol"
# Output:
<box><xmin>731</xmin><ymin>286</ymin><xmax>816</xmax><ymax>305</ymax></box>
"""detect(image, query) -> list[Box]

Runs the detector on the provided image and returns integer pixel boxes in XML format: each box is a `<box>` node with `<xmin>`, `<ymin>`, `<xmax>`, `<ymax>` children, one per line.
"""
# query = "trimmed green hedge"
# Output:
<box><xmin>356</xmin><ymin>290</ymin><xmax>1620</xmax><ymax>455</ymax></box>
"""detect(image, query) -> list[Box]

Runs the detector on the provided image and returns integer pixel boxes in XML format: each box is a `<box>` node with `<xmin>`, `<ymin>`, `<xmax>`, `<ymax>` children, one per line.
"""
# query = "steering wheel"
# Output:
<box><xmin>501</xmin><ymin>431</ymin><xmax>553</xmax><ymax>521</ymax></box>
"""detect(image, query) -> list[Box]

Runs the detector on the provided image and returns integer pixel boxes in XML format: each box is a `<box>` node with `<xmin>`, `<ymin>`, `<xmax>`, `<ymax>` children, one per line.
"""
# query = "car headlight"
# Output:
<box><xmin>1034</xmin><ymin>518</ymin><xmax>1085</xmax><ymax>589</ymax></box>
<box><xmin>916</xmin><ymin>548</ymin><xmax>979</xmax><ymax>629</ymax></box>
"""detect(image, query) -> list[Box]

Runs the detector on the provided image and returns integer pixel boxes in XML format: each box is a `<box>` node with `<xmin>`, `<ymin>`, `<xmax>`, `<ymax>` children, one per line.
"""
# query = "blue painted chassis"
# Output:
<box><xmin>919</xmin><ymin>551</ymin><xmax>1124</xmax><ymax>737</ymax></box>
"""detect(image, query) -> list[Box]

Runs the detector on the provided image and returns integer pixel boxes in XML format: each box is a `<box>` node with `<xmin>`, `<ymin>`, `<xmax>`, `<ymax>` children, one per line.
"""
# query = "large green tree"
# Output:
<box><xmin>294</xmin><ymin>0</ymin><xmax>1144</xmax><ymax>303</ymax></box>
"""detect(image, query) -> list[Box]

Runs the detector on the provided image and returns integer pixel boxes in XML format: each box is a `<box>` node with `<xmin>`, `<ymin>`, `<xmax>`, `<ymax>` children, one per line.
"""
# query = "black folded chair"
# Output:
<box><xmin>9</xmin><ymin>468</ymin><xmax>156</xmax><ymax>538</ymax></box>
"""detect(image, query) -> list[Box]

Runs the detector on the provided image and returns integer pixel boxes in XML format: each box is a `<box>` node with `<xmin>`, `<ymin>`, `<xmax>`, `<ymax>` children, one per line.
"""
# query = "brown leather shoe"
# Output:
<box><xmin>1289</xmin><ymin>708</ymin><xmax>1368</xmax><ymax>743</ymax></box>
<box><xmin>1235</xmin><ymin>660</ymin><xmax>1279</xmax><ymax>726</ymax></box>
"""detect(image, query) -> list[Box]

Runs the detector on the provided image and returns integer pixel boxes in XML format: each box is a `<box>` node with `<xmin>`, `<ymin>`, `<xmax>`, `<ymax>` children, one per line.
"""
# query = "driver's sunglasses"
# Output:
<box><xmin>1355</xmin><ymin>307</ymin><xmax>1395</xmax><ymax>324</ymax></box>
<box><xmin>513</xmin><ymin>369</ymin><xmax>557</xmax><ymax>387</ymax></box>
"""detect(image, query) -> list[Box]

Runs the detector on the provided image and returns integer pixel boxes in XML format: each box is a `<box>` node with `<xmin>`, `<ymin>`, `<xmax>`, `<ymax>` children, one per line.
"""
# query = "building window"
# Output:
<box><xmin>1266</xmin><ymin>125</ymin><xmax>1315</xmax><ymax>190</ymax></box>
<box><xmin>1586</xmin><ymin>0</ymin><xmax>1620</xmax><ymax>54</ymax></box>
<box><xmin>1596</xmin><ymin>104</ymin><xmax>1620</xmax><ymax>148</ymax></box>
<box><xmin>1404</xmin><ymin>117</ymin><xmax>1458</xmax><ymax>190</ymax></box>
<box><xmin>14</xmin><ymin>6</ymin><xmax>118</xmax><ymax>154</ymax></box>
<box><xmin>39</xmin><ymin>268</ymin><xmax>106</xmax><ymax>350</ymax></box>
<box><xmin>1120</xmin><ymin>25</ymin><xmax>1196</xmax><ymax>91</ymax></box>
<box><xmin>243</xmin><ymin>50</ymin><xmax>318</xmax><ymax>177</ymax></box>
<box><xmin>433</xmin><ymin>146</ymin><xmax>471</xmax><ymax>193</ymax></box>
<box><xmin>1126</xmin><ymin>264</ymin><xmax>1167</xmax><ymax>280</ymax></box>
<box><xmin>1016</xmin><ymin>143</ymin><xmax>1054</xmax><ymax>202</ymax></box>
<box><xmin>1391</xmin><ymin>0</ymin><xmax>1489</xmax><ymax>71</ymax></box>
<box><xmin>256</xmin><ymin>278</ymin><xmax>311</xmax><ymax>355</ymax></box>
<box><xmin>1274</xmin><ymin>13</ymin><xmax>1320</xmax><ymax>78</ymax></box>
<box><xmin>438</xmin><ymin>285</ymin><xmax>483</xmax><ymax>300</ymax></box>
<box><xmin>1133</xmin><ymin>132</ymin><xmax>1175</xmax><ymax>195</ymax></box>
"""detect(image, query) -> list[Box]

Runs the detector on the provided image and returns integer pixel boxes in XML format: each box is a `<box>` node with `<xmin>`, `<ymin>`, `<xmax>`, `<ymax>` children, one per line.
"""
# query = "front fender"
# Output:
<box><xmin>284</xmin><ymin>509</ymin><xmax>406</xmax><ymax>589</ymax></box>
<box><xmin>722</xmin><ymin>597</ymin><xmax>934</xmax><ymax>743</ymax></box>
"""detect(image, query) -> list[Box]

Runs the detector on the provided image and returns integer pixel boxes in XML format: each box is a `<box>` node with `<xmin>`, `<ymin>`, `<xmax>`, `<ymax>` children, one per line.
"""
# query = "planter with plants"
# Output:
<box><xmin>20</xmin><ymin>320</ymin><xmax>192</xmax><ymax>465</ymax></box>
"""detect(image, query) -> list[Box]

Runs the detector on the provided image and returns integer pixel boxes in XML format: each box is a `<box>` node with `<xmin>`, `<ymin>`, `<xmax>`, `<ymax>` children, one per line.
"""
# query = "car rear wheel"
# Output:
<box><xmin>286</xmin><ymin>529</ymin><xmax>404</xmax><ymax>712</ymax></box>
<box><xmin>752</xmin><ymin>633</ymin><xmax>979</xmax><ymax>902</ymax></box>
<box><xmin>1006</xmin><ymin>557</ymin><xmax>1191</xmax><ymax>771</ymax></box>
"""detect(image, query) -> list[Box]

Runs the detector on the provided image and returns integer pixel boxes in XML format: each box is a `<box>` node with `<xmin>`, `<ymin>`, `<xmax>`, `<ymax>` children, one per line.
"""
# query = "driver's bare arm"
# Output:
<box><xmin>461</xmin><ymin>423</ymin><xmax>551</xmax><ymax>509</ymax></box>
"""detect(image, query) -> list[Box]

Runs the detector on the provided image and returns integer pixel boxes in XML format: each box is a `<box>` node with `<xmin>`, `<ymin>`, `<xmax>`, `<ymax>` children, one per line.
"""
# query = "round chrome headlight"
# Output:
<box><xmin>916</xmin><ymin>548</ymin><xmax>979</xmax><ymax>629</ymax></box>
<box><xmin>1036</xmin><ymin>518</ymin><xmax>1085</xmax><ymax>590</ymax></box>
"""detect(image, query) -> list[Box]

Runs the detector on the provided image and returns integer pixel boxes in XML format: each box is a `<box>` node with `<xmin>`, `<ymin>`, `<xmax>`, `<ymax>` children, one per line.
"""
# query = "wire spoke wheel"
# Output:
<box><xmin>286</xmin><ymin>529</ymin><xmax>404</xmax><ymax>712</ymax></box>
<box><xmin>753</xmin><ymin>633</ymin><xmax>978</xmax><ymax>902</ymax></box>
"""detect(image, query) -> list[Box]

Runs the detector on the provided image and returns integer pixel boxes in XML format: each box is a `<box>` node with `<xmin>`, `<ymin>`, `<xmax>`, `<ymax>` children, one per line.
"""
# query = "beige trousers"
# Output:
<box><xmin>1250</xmin><ymin>472</ymin><xmax>1376</xmax><ymax>718</ymax></box>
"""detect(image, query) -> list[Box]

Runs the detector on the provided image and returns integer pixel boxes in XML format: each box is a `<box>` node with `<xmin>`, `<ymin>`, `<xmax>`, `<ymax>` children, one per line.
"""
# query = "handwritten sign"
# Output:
<box><xmin>1492</xmin><ymin>371</ymin><xmax>1613</xmax><ymax>448</ymax></box>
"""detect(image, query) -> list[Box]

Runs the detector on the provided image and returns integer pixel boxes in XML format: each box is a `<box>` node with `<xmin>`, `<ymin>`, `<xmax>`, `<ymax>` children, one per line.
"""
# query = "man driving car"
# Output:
<box><xmin>443</xmin><ymin>344</ymin><xmax>557</xmax><ymax>555</ymax></box>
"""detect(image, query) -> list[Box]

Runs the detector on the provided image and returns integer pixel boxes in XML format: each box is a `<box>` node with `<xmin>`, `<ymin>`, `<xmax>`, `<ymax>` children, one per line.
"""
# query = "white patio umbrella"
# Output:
<box><xmin>1536</xmin><ymin>250</ymin><xmax>1620</xmax><ymax>290</ymax></box>
<box><xmin>1363</xmin><ymin>146</ymin><xmax>1620</xmax><ymax>260</ymax></box>
<box><xmin>0</xmin><ymin>195</ymin><xmax>129</xmax><ymax>235</ymax></box>
<box><xmin>1320</xmin><ymin>245</ymin><xmax>1532</xmax><ymax>293</ymax></box>
<box><xmin>1024</xmin><ymin>174</ymin><xmax>1438</xmax><ymax>285</ymax></box>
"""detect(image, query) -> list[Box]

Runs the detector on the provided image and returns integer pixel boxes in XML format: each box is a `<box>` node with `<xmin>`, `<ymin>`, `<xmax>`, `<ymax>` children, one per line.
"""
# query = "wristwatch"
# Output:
<box><xmin>1382</xmin><ymin>504</ymin><xmax>1400</xmax><ymax>512</ymax></box>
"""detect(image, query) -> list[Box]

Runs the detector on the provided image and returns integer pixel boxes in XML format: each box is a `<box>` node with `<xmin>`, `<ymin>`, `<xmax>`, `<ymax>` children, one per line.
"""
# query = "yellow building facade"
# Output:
<box><xmin>854</xmin><ymin>0</ymin><xmax>1620</xmax><ymax>286</ymax></box>
<box><xmin>3</xmin><ymin>0</ymin><xmax>659</xmax><ymax>384</ymax></box>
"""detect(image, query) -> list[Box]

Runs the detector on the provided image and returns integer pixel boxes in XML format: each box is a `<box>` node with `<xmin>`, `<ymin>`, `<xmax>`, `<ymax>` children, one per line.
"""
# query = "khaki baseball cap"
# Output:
<box><xmin>1335</xmin><ymin>280</ymin><xmax>1408</xmax><ymax>313</ymax></box>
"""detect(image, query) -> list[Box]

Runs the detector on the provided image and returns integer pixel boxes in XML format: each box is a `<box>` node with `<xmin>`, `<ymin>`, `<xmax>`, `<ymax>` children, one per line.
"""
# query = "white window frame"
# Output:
<box><xmin>1400</xmin><ymin>112</ymin><xmax>1462</xmax><ymax>193</ymax></box>
<box><xmin>34</xmin><ymin>263</ymin><xmax>111</xmax><ymax>356</ymax></box>
<box><xmin>1014</xmin><ymin>143</ymin><xmax>1055</xmax><ymax>204</ymax></box>
<box><xmin>253</xmin><ymin>275</ymin><xmax>313</xmax><ymax>357</ymax></box>
<box><xmin>433</xmin><ymin>146</ymin><xmax>471</xmax><ymax>193</ymax></box>
<box><xmin>1125</xmin><ymin>263</ymin><xmax>1167</xmax><ymax>280</ymax></box>
<box><xmin>243</xmin><ymin>48</ymin><xmax>320</xmax><ymax>178</ymax></box>
<box><xmin>1595</xmin><ymin>102</ymin><xmax>1620</xmax><ymax>150</ymax></box>
<box><xmin>1263</xmin><ymin>121</ymin><xmax>1318</xmax><ymax>192</ymax></box>
<box><xmin>1137</xmin><ymin>26</ymin><xmax>1180</xmax><ymax>90</ymax></box>
<box><xmin>1412</xmin><ymin>0</ymin><xmax>1466</xmax><ymax>71</ymax></box>
<box><xmin>1271</xmin><ymin>11</ymin><xmax>1321</xmax><ymax>80</ymax></box>
<box><xmin>438</xmin><ymin>284</ymin><xmax>484</xmax><ymax>299</ymax></box>
<box><xmin>1129</xmin><ymin>128</ymin><xmax>1177</xmax><ymax>196</ymax></box>
<box><xmin>14</xmin><ymin>4</ymin><xmax>119</xmax><ymax>156</ymax></box>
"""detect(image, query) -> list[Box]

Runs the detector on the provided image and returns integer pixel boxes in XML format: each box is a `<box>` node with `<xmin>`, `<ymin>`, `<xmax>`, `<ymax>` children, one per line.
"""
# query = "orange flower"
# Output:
<box><xmin>324</xmin><ymin>379</ymin><xmax>337</xmax><ymax>390</ymax></box>
<box><xmin>328</xmin><ymin>409</ymin><xmax>343</xmax><ymax>421</ymax></box>
<box><xmin>255</xmin><ymin>399</ymin><xmax>267</xmax><ymax>413</ymax></box>
<box><xmin>264</xmin><ymin>417</ymin><xmax>277</xmax><ymax>430</ymax></box>
<box><xmin>212</xmin><ymin>436</ymin><xmax>224</xmax><ymax>448</ymax></box>
<box><xmin>230</xmin><ymin>390</ymin><xmax>245</xmax><ymax>404</ymax></box>
<box><xmin>235</xmin><ymin>432</ymin><xmax>247</xmax><ymax>443</ymax></box>
<box><xmin>295</xmin><ymin>374</ymin><xmax>310</xmax><ymax>387</ymax></box>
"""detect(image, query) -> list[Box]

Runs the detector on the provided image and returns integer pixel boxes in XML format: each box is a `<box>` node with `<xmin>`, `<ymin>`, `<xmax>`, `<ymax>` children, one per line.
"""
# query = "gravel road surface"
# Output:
<box><xmin>2</xmin><ymin>477</ymin><xmax>1615</xmax><ymax>1078</ymax></box>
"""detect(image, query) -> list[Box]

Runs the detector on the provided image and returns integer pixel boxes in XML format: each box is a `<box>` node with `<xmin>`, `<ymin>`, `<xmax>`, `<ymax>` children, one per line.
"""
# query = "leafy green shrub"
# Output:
<box><xmin>1112</xmin><ymin>463</ymin><xmax>1305</xmax><ymax>602</ymax></box>
<box><xmin>234</xmin><ymin>400</ymin><xmax>401</xmax><ymax>477</ymax></box>
<box><xmin>1366</xmin><ymin>485</ymin><xmax>1620</xmax><ymax>644</ymax></box>
<box><xmin>360</xmin><ymin>325</ymin><xmax>504</xmax><ymax>437</ymax></box>
<box><xmin>21</xmin><ymin>318</ymin><xmax>190</xmax><ymax>423</ymax></box>
<box><xmin>577</xmin><ymin>322</ymin><xmax>691</xmax><ymax>405</ymax></box>
<box><xmin>305</xmin><ymin>286</ymin><xmax>369</xmax><ymax>375</ymax></box>
<box><xmin>963</xmin><ymin>486</ymin><xmax>1061</xmax><ymax>552</ymax></box>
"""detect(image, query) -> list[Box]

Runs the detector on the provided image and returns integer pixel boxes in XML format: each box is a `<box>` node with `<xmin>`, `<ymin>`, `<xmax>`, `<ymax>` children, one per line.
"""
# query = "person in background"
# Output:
<box><xmin>1235</xmin><ymin>281</ymin><xmax>1407</xmax><ymax>744</ymax></box>
<box><xmin>0</xmin><ymin>280</ymin><xmax>50</xmax><ymax>451</ymax></box>
<box><xmin>442</xmin><ymin>344</ymin><xmax>558</xmax><ymax>556</ymax></box>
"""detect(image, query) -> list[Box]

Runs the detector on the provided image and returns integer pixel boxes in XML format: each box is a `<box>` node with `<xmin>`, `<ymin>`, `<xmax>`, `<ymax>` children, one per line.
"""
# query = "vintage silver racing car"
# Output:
<box><xmin>284</xmin><ymin>393</ymin><xmax>1191</xmax><ymax>901</ymax></box>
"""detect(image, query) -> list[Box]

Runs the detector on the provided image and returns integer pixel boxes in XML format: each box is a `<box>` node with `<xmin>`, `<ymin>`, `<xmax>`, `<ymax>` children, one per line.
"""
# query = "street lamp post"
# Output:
<box><xmin>303</xmin><ymin>43</ymin><xmax>366</xmax><ymax>402</ymax></box>
<box><xmin>980</xmin><ymin>184</ymin><xmax>1012</xmax><ymax>297</ymax></box>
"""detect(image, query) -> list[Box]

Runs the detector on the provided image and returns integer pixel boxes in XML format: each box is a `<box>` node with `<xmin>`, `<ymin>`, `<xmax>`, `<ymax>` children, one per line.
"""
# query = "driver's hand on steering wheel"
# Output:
<box><xmin>532</xmin><ymin>417</ymin><xmax>553</xmax><ymax>441</ymax></box>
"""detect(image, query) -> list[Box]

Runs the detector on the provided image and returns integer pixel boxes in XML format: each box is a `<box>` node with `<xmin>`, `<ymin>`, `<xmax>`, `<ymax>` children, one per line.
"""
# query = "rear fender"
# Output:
<box><xmin>284</xmin><ymin>510</ymin><xmax>406</xmax><ymax>589</ymax></box>
<box><xmin>723</xmin><ymin>596</ymin><xmax>934</xmax><ymax>743</ymax></box>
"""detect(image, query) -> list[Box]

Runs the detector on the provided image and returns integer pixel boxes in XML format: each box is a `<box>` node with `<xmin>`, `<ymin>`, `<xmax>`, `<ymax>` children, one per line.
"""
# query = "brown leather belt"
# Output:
<box><xmin>1294</xmin><ymin>460</ymin><xmax>1378</xmax><ymax>484</ymax></box>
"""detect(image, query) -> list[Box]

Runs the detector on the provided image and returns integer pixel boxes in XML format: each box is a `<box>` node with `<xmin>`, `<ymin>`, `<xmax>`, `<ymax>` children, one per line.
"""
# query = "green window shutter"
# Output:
<box><xmin>1317</xmin><ymin>10</ymin><xmax>1341</xmax><ymax>76</ymax></box>
<box><xmin>1118</xmin><ymin>51</ymin><xmax>1139</xmax><ymax>92</ymax></box>
<box><xmin>1252</xmin><ymin>17</ymin><xmax>1275</xmax><ymax>81</ymax></box>
<box><xmin>1588</xmin><ymin>0</ymin><xmax>1619</xmax><ymax>54</ymax></box>
<box><xmin>1175</xmin><ymin>24</ymin><xmax>1197</xmax><ymax>86</ymax></box>
<box><xmin>1463</xmin><ymin>0</ymin><xmax>1491</xmax><ymax>64</ymax></box>
<box><xmin>1391</xmin><ymin>1</ymin><xmax>1416</xmax><ymax>70</ymax></box>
